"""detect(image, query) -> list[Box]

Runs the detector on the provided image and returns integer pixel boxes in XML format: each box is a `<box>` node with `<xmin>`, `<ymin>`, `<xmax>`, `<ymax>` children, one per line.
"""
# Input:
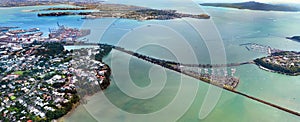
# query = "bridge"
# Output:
<box><xmin>180</xmin><ymin>61</ymin><xmax>254</xmax><ymax>68</ymax></box>
<box><xmin>82</xmin><ymin>43</ymin><xmax>300</xmax><ymax>117</ymax></box>
<box><xmin>66</xmin><ymin>42</ymin><xmax>254</xmax><ymax>68</ymax></box>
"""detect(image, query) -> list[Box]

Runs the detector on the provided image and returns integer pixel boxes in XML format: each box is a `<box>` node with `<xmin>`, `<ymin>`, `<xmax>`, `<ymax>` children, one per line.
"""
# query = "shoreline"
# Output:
<box><xmin>201</xmin><ymin>6</ymin><xmax>300</xmax><ymax>13</ymax></box>
<box><xmin>1</xmin><ymin>2</ymin><xmax>211</xmax><ymax>21</ymax></box>
<box><xmin>257</xmin><ymin>64</ymin><xmax>299</xmax><ymax>76</ymax></box>
<box><xmin>286</xmin><ymin>36</ymin><xmax>300</xmax><ymax>43</ymax></box>
<box><xmin>57</xmin><ymin>57</ymin><xmax>111</xmax><ymax>121</ymax></box>
<box><xmin>58</xmin><ymin>56</ymin><xmax>112</xmax><ymax>121</ymax></box>
<box><xmin>56</xmin><ymin>101</ymin><xmax>80</xmax><ymax>122</ymax></box>
<box><xmin>56</xmin><ymin>93</ymin><xmax>96</xmax><ymax>121</ymax></box>
<box><xmin>200</xmin><ymin>1</ymin><xmax>300</xmax><ymax>12</ymax></box>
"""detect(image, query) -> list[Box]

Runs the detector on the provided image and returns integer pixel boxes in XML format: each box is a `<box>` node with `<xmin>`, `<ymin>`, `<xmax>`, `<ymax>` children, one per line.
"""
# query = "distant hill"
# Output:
<box><xmin>0</xmin><ymin>0</ymin><xmax>102</xmax><ymax>3</ymax></box>
<box><xmin>200</xmin><ymin>1</ymin><xmax>300</xmax><ymax>12</ymax></box>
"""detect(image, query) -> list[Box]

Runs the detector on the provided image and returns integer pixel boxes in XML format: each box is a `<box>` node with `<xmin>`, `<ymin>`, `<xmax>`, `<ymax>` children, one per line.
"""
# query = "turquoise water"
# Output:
<box><xmin>1</xmin><ymin>2</ymin><xmax>300</xmax><ymax>122</ymax></box>
<box><xmin>65</xmin><ymin>50</ymin><xmax>300</xmax><ymax>122</ymax></box>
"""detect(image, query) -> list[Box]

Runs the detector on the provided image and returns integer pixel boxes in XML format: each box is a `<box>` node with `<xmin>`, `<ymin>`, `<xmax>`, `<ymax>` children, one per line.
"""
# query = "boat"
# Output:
<box><xmin>27</xmin><ymin>28</ymin><xmax>40</xmax><ymax>32</ymax></box>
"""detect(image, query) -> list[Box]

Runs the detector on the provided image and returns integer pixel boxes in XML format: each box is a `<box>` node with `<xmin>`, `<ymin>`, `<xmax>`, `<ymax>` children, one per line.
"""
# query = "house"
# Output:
<box><xmin>3</xmin><ymin>74</ymin><xmax>20</xmax><ymax>80</ymax></box>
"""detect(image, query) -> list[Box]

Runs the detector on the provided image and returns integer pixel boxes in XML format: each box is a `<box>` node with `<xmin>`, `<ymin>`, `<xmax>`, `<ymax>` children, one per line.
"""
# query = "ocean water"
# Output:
<box><xmin>67</xmin><ymin>3</ymin><xmax>300</xmax><ymax>121</ymax></box>
<box><xmin>1</xmin><ymin>1</ymin><xmax>300</xmax><ymax>122</ymax></box>
<box><xmin>0</xmin><ymin>5</ymin><xmax>84</xmax><ymax>37</ymax></box>
<box><xmin>67</xmin><ymin>3</ymin><xmax>300</xmax><ymax>122</ymax></box>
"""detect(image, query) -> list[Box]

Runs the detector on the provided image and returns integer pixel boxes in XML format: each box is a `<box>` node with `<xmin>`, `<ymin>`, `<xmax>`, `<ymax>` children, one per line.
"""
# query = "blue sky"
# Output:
<box><xmin>197</xmin><ymin>0</ymin><xmax>300</xmax><ymax>4</ymax></box>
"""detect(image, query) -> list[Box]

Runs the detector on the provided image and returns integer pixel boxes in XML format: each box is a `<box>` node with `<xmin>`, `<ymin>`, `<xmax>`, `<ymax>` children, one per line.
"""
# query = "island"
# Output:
<box><xmin>286</xmin><ymin>36</ymin><xmax>300</xmax><ymax>43</ymax></box>
<box><xmin>200</xmin><ymin>1</ymin><xmax>300</xmax><ymax>12</ymax></box>
<box><xmin>37</xmin><ymin>10</ymin><xmax>210</xmax><ymax>20</ymax></box>
<box><xmin>1</xmin><ymin>1</ymin><xmax>210</xmax><ymax>20</ymax></box>
<box><xmin>35</xmin><ymin>4</ymin><xmax>210</xmax><ymax>20</ymax></box>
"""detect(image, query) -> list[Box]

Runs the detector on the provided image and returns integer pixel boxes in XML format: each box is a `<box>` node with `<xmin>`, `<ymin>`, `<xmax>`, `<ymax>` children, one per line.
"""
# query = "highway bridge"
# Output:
<box><xmin>86</xmin><ymin>43</ymin><xmax>300</xmax><ymax>117</ymax></box>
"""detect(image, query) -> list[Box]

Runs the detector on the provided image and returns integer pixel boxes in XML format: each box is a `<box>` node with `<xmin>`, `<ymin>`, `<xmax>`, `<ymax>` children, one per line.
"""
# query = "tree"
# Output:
<box><xmin>40</xmin><ymin>42</ymin><xmax>65</xmax><ymax>56</ymax></box>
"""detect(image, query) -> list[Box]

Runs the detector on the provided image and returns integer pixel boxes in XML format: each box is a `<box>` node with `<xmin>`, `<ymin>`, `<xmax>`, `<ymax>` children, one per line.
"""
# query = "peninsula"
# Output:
<box><xmin>240</xmin><ymin>43</ymin><xmax>300</xmax><ymax>76</ymax></box>
<box><xmin>254</xmin><ymin>51</ymin><xmax>300</xmax><ymax>76</ymax></box>
<box><xmin>286</xmin><ymin>36</ymin><xmax>300</xmax><ymax>43</ymax></box>
<box><xmin>200</xmin><ymin>1</ymin><xmax>300</xmax><ymax>12</ymax></box>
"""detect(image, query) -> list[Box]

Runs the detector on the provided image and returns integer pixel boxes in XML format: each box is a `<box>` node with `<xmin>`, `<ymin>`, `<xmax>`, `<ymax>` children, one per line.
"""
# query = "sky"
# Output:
<box><xmin>197</xmin><ymin>0</ymin><xmax>300</xmax><ymax>4</ymax></box>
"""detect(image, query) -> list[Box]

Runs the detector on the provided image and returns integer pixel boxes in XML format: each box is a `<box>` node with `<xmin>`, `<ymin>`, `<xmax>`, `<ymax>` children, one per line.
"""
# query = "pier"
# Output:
<box><xmin>240</xmin><ymin>43</ymin><xmax>283</xmax><ymax>55</ymax></box>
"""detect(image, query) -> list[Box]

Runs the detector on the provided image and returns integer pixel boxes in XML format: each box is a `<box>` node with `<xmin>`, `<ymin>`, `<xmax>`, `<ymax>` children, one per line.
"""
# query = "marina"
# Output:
<box><xmin>240</xmin><ymin>43</ymin><xmax>283</xmax><ymax>55</ymax></box>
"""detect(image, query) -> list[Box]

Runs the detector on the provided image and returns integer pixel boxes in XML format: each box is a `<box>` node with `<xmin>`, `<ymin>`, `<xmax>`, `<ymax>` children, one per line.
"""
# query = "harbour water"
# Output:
<box><xmin>1</xmin><ymin>1</ymin><xmax>300</xmax><ymax>121</ymax></box>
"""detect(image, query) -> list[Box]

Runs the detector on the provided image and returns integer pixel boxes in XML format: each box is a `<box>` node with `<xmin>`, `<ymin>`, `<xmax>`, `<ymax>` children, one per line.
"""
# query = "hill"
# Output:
<box><xmin>200</xmin><ymin>1</ymin><xmax>300</xmax><ymax>12</ymax></box>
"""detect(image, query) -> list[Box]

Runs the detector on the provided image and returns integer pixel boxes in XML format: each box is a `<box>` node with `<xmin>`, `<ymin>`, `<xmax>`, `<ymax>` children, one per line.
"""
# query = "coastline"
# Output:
<box><xmin>286</xmin><ymin>36</ymin><xmax>300</xmax><ymax>43</ymax></box>
<box><xmin>61</xmin><ymin>47</ymin><xmax>300</xmax><ymax>121</ymax></box>
<box><xmin>56</xmin><ymin>102</ymin><xmax>80</xmax><ymax>122</ymax></box>
<box><xmin>200</xmin><ymin>2</ymin><xmax>300</xmax><ymax>12</ymax></box>
<box><xmin>257</xmin><ymin>64</ymin><xmax>299</xmax><ymax>76</ymax></box>
<box><xmin>56</xmin><ymin>93</ymin><xmax>94</xmax><ymax>121</ymax></box>
<box><xmin>201</xmin><ymin>6</ymin><xmax>300</xmax><ymax>13</ymax></box>
<box><xmin>57</xmin><ymin>56</ymin><xmax>112</xmax><ymax>121</ymax></box>
<box><xmin>1</xmin><ymin>2</ymin><xmax>300</xmax><ymax>121</ymax></box>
